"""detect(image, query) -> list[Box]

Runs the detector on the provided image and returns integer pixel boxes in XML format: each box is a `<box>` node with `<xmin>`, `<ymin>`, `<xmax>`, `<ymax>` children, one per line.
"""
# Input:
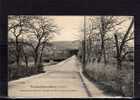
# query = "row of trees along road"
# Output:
<box><xmin>8</xmin><ymin>16</ymin><xmax>58</xmax><ymax>72</ymax></box>
<box><xmin>79</xmin><ymin>16</ymin><xmax>134</xmax><ymax>96</ymax></box>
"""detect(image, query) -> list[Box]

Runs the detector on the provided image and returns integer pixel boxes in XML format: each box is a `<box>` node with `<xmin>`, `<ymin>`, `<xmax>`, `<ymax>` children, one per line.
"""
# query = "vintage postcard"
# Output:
<box><xmin>8</xmin><ymin>16</ymin><xmax>134</xmax><ymax>98</ymax></box>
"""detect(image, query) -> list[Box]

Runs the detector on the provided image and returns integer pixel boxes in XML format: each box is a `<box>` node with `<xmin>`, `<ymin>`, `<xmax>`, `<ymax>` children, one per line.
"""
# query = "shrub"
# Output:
<box><xmin>85</xmin><ymin>61</ymin><xmax>134</xmax><ymax>97</ymax></box>
<box><xmin>37</xmin><ymin>63</ymin><xmax>44</xmax><ymax>73</ymax></box>
<box><xmin>8</xmin><ymin>64</ymin><xmax>44</xmax><ymax>81</ymax></box>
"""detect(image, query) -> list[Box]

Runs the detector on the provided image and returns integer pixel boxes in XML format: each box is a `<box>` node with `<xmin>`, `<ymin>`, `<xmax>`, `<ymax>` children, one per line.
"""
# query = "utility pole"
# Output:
<box><xmin>83</xmin><ymin>16</ymin><xmax>86</xmax><ymax>72</ymax></box>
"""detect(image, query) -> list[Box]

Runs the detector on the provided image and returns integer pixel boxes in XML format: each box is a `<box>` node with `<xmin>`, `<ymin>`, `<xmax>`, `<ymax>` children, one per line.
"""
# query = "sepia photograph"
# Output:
<box><xmin>8</xmin><ymin>16</ymin><xmax>134</xmax><ymax>98</ymax></box>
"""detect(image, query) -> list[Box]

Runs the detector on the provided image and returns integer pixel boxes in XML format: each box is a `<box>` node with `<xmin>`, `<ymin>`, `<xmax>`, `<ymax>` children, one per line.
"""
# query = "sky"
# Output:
<box><xmin>48</xmin><ymin>16</ymin><xmax>84</xmax><ymax>41</ymax></box>
<box><xmin>8</xmin><ymin>16</ymin><xmax>134</xmax><ymax>46</ymax></box>
<box><xmin>49</xmin><ymin>16</ymin><xmax>134</xmax><ymax>47</ymax></box>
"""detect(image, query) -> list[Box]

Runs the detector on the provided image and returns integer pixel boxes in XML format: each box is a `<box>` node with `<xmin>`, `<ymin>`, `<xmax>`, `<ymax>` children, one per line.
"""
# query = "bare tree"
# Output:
<box><xmin>113</xmin><ymin>17</ymin><xmax>134</xmax><ymax>95</ymax></box>
<box><xmin>97</xmin><ymin>16</ymin><xmax>126</xmax><ymax>64</ymax></box>
<box><xmin>27</xmin><ymin>16</ymin><xmax>58</xmax><ymax>70</ymax></box>
<box><xmin>114</xmin><ymin>17</ymin><xmax>134</xmax><ymax>70</ymax></box>
<box><xmin>78</xmin><ymin>16</ymin><xmax>134</xmax><ymax>96</ymax></box>
<box><xmin>8</xmin><ymin>16</ymin><xmax>30</xmax><ymax>66</ymax></box>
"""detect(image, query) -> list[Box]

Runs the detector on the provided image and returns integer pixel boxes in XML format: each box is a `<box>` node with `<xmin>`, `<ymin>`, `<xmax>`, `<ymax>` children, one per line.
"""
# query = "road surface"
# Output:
<box><xmin>8</xmin><ymin>55</ymin><xmax>108</xmax><ymax>98</ymax></box>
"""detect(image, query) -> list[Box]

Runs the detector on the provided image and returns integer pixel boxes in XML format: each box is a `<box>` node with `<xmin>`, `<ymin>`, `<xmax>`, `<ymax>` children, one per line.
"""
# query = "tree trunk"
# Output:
<box><xmin>102</xmin><ymin>40</ymin><xmax>107</xmax><ymax>64</ymax></box>
<box><xmin>25</xmin><ymin>56</ymin><xmax>28</xmax><ymax>67</ymax></box>
<box><xmin>97</xmin><ymin>39</ymin><xmax>107</xmax><ymax>64</ymax></box>
<box><xmin>22</xmin><ymin>46</ymin><xmax>29</xmax><ymax>68</ymax></box>
<box><xmin>15</xmin><ymin>37</ymin><xmax>20</xmax><ymax>66</ymax></box>
<box><xmin>39</xmin><ymin>44</ymin><xmax>46</xmax><ymax>64</ymax></box>
<box><xmin>34</xmin><ymin>51</ymin><xmax>38</xmax><ymax>67</ymax></box>
<box><xmin>114</xmin><ymin>34</ymin><xmax>124</xmax><ymax>95</ymax></box>
<box><xmin>100</xmin><ymin>16</ymin><xmax>107</xmax><ymax>64</ymax></box>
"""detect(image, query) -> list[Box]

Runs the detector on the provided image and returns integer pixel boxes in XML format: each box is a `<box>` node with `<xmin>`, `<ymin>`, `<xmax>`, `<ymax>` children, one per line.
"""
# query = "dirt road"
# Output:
<box><xmin>8</xmin><ymin>55</ymin><xmax>107</xmax><ymax>98</ymax></box>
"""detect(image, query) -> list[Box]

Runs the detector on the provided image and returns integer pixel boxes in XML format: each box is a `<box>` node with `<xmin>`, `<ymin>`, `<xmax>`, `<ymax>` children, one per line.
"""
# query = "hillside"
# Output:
<box><xmin>50</xmin><ymin>40</ymin><xmax>80</xmax><ymax>50</ymax></box>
